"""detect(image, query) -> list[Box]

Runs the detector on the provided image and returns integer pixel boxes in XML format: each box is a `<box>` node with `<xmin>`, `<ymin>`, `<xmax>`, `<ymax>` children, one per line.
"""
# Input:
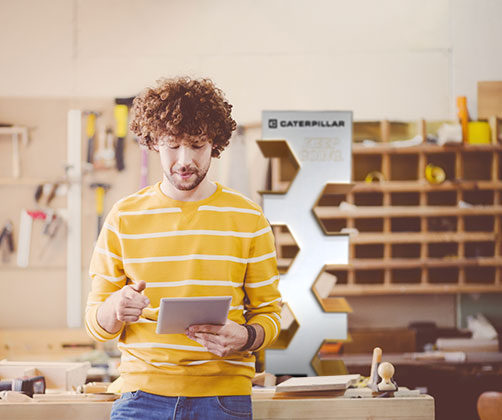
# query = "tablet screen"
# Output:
<box><xmin>155</xmin><ymin>296</ymin><xmax>232</xmax><ymax>334</ymax></box>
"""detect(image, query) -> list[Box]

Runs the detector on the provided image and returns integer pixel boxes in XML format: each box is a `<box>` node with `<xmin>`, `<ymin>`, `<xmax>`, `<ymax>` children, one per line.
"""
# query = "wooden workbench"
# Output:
<box><xmin>0</xmin><ymin>394</ymin><xmax>434</xmax><ymax>420</ymax></box>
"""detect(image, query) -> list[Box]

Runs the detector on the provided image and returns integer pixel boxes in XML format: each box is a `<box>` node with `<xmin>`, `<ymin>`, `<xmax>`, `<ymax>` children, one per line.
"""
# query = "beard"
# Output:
<box><xmin>165</xmin><ymin>163</ymin><xmax>209</xmax><ymax>191</ymax></box>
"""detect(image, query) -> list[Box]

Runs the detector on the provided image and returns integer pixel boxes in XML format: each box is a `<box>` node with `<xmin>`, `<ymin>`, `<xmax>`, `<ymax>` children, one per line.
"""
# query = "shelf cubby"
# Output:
<box><xmin>464</xmin><ymin>267</ymin><xmax>497</xmax><ymax>284</ymax></box>
<box><xmin>391</xmin><ymin>217</ymin><xmax>421</xmax><ymax>232</ymax></box>
<box><xmin>391</xmin><ymin>243</ymin><xmax>421</xmax><ymax>259</ymax></box>
<box><xmin>391</xmin><ymin>268</ymin><xmax>422</xmax><ymax>284</ymax></box>
<box><xmin>427</xmin><ymin>190</ymin><xmax>457</xmax><ymax>206</ymax></box>
<box><xmin>462</xmin><ymin>151</ymin><xmax>493</xmax><ymax>181</ymax></box>
<box><xmin>354</xmin><ymin>244</ymin><xmax>384</xmax><ymax>259</ymax></box>
<box><xmin>353</xmin><ymin>192</ymin><xmax>383</xmax><ymax>206</ymax></box>
<box><xmin>464</xmin><ymin>215</ymin><xmax>494</xmax><ymax>232</ymax></box>
<box><xmin>425</xmin><ymin>151</ymin><xmax>456</xmax><ymax>181</ymax></box>
<box><xmin>391</xmin><ymin>192</ymin><xmax>420</xmax><ymax>206</ymax></box>
<box><xmin>390</xmin><ymin>154</ymin><xmax>418</xmax><ymax>181</ymax></box>
<box><xmin>462</xmin><ymin>190</ymin><xmax>494</xmax><ymax>206</ymax></box>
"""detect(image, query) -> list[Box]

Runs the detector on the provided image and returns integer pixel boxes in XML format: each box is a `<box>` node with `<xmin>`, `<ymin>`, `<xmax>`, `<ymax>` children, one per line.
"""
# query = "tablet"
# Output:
<box><xmin>155</xmin><ymin>296</ymin><xmax>232</xmax><ymax>334</ymax></box>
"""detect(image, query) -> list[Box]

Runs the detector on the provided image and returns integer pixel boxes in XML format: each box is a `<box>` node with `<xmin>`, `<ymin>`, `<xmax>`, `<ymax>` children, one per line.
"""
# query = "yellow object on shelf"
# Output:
<box><xmin>467</xmin><ymin>121</ymin><xmax>491</xmax><ymax>144</ymax></box>
<box><xmin>425</xmin><ymin>163</ymin><xmax>446</xmax><ymax>184</ymax></box>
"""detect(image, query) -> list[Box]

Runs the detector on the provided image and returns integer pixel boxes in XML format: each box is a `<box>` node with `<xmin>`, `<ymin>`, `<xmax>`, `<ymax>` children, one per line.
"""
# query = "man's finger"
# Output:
<box><xmin>192</xmin><ymin>332</ymin><xmax>226</xmax><ymax>346</ymax></box>
<box><xmin>188</xmin><ymin>324</ymin><xmax>224</xmax><ymax>335</ymax></box>
<box><xmin>123</xmin><ymin>286</ymin><xmax>150</xmax><ymax>307</ymax></box>
<box><xmin>130</xmin><ymin>280</ymin><xmax>146</xmax><ymax>293</ymax></box>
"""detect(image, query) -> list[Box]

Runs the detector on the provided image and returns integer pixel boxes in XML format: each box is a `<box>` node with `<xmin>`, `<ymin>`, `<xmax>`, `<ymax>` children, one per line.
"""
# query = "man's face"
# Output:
<box><xmin>158</xmin><ymin>135</ymin><xmax>213</xmax><ymax>191</ymax></box>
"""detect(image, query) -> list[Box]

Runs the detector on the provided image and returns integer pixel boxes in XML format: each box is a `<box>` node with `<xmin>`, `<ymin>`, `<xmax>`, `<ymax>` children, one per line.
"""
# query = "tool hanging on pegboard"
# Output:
<box><xmin>90</xmin><ymin>182</ymin><xmax>111</xmax><ymax>240</ymax></box>
<box><xmin>114</xmin><ymin>97</ymin><xmax>134</xmax><ymax>171</ymax></box>
<box><xmin>0</xmin><ymin>221</ymin><xmax>15</xmax><ymax>263</ymax></box>
<box><xmin>83</xmin><ymin>111</ymin><xmax>101</xmax><ymax>166</ymax></box>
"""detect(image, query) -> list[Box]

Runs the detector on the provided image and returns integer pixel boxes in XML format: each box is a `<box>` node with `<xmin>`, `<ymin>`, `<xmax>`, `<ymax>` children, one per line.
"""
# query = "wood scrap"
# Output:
<box><xmin>275</xmin><ymin>374</ymin><xmax>360</xmax><ymax>393</ymax></box>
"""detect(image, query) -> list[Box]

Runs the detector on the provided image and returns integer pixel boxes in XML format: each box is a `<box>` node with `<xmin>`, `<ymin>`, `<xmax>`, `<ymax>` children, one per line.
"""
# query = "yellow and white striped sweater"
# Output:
<box><xmin>85</xmin><ymin>181</ymin><xmax>281</xmax><ymax>396</ymax></box>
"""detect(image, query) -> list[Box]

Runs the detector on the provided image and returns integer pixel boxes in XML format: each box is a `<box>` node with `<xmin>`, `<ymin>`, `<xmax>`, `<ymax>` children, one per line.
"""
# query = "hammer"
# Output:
<box><xmin>90</xmin><ymin>183</ymin><xmax>111</xmax><ymax>239</ymax></box>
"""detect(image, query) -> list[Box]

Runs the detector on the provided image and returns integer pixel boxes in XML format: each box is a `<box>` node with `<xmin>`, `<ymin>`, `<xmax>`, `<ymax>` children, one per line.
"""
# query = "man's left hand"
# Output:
<box><xmin>186</xmin><ymin>320</ymin><xmax>251</xmax><ymax>357</ymax></box>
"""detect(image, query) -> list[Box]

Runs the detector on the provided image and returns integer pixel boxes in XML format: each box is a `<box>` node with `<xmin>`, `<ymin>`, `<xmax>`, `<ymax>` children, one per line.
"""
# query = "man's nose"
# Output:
<box><xmin>177</xmin><ymin>146</ymin><xmax>194</xmax><ymax>166</ymax></box>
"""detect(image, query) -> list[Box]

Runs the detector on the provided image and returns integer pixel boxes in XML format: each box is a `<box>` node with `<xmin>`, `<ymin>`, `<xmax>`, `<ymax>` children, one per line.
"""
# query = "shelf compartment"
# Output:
<box><xmin>268</xmin><ymin>302</ymin><xmax>300</xmax><ymax>350</ymax></box>
<box><xmin>427</xmin><ymin>190</ymin><xmax>457</xmax><ymax>206</ymax></box>
<box><xmin>317</xmin><ymin>193</ymin><xmax>347</xmax><ymax>207</ymax></box>
<box><xmin>390</xmin><ymin>154</ymin><xmax>418</xmax><ymax>181</ymax></box>
<box><xmin>354</xmin><ymin>269</ymin><xmax>385</xmax><ymax>285</ymax></box>
<box><xmin>271</xmin><ymin>224</ymin><xmax>300</xmax><ymax>274</ymax></box>
<box><xmin>391</xmin><ymin>268</ymin><xmax>422</xmax><ymax>284</ymax></box>
<box><xmin>462</xmin><ymin>190</ymin><xmax>495</xmax><ymax>206</ymax></box>
<box><xmin>354</xmin><ymin>244</ymin><xmax>384</xmax><ymax>259</ymax></box>
<box><xmin>391</xmin><ymin>217</ymin><xmax>421</xmax><ymax>232</ymax></box>
<box><xmin>353</xmin><ymin>121</ymin><xmax>382</xmax><ymax>143</ymax></box>
<box><xmin>391</xmin><ymin>192</ymin><xmax>420</xmax><ymax>206</ymax></box>
<box><xmin>428</xmin><ymin>267</ymin><xmax>459</xmax><ymax>284</ymax></box>
<box><xmin>354</xmin><ymin>218</ymin><xmax>384</xmax><ymax>233</ymax></box>
<box><xmin>464</xmin><ymin>215</ymin><xmax>494</xmax><ymax>232</ymax></box>
<box><xmin>319</xmin><ymin>218</ymin><xmax>348</xmax><ymax>234</ymax></box>
<box><xmin>353</xmin><ymin>192</ymin><xmax>383</xmax><ymax>206</ymax></box>
<box><xmin>353</xmin><ymin>155</ymin><xmax>382</xmax><ymax>181</ymax></box>
<box><xmin>428</xmin><ymin>242</ymin><xmax>458</xmax><ymax>259</ymax></box>
<box><xmin>465</xmin><ymin>241</ymin><xmax>495</xmax><ymax>258</ymax></box>
<box><xmin>425</xmin><ymin>152</ymin><xmax>456</xmax><ymax>182</ymax></box>
<box><xmin>464</xmin><ymin>266</ymin><xmax>497</xmax><ymax>284</ymax></box>
<box><xmin>462</xmin><ymin>151</ymin><xmax>492</xmax><ymax>181</ymax></box>
<box><xmin>392</xmin><ymin>243</ymin><xmax>421</xmax><ymax>259</ymax></box>
<box><xmin>427</xmin><ymin>216</ymin><xmax>457</xmax><ymax>232</ymax></box>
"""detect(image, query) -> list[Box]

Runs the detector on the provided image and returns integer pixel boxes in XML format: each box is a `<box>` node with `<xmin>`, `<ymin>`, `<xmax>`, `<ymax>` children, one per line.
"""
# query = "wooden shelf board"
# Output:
<box><xmin>346</xmin><ymin>180</ymin><xmax>502</xmax><ymax>193</ymax></box>
<box><xmin>325</xmin><ymin>257</ymin><xmax>501</xmax><ymax>270</ymax></box>
<box><xmin>352</xmin><ymin>143</ymin><xmax>502</xmax><ymax>155</ymax></box>
<box><xmin>315</xmin><ymin>205</ymin><xmax>502</xmax><ymax>219</ymax></box>
<box><xmin>349</xmin><ymin>232</ymin><xmax>498</xmax><ymax>244</ymax></box>
<box><xmin>329</xmin><ymin>284</ymin><xmax>502</xmax><ymax>296</ymax></box>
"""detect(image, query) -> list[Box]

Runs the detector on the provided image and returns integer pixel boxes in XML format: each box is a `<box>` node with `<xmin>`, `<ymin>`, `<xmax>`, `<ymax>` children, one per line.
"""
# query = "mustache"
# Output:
<box><xmin>172</xmin><ymin>166</ymin><xmax>198</xmax><ymax>174</ymax></box>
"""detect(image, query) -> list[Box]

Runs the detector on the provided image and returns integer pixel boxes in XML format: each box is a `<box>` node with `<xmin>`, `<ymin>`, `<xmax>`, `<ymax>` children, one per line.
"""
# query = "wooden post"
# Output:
<box><xmin>67</xmin><ymin>110</ymin><xmax>82</xmax><ymax>328</ymax></box>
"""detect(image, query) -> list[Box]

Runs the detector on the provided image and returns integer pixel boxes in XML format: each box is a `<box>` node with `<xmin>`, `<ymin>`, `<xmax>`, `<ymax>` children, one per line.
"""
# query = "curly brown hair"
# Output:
<box><xmin>130</xmin><ymin>77</ymin><xmax>236</xmax><ymax>158</ymax></box>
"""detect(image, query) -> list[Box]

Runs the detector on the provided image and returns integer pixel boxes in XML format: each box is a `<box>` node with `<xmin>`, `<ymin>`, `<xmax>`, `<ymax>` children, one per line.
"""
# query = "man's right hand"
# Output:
<box><xmin>97</xmin><ymin>280</ymin><xmax>150</xmax><ymax>334</ymax></box>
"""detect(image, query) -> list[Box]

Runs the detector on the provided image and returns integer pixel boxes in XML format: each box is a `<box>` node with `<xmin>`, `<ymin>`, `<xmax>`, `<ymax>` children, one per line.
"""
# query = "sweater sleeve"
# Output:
<box><xmin>243</xmin><ymin>213</ymin><xmax>282</xmax><ymax>351</ymax></box>
<box><xmin>84</xmin><ymin>204</ymin><xmax>126</xmax><ymax>342</ymax></box>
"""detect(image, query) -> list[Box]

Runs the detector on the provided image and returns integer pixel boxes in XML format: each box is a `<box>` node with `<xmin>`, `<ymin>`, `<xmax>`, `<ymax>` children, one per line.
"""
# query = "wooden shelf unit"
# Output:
<box><xmin>311</xmin><ymin>143</ymin><xmax>502</xmax><ymax>295</ymax></box>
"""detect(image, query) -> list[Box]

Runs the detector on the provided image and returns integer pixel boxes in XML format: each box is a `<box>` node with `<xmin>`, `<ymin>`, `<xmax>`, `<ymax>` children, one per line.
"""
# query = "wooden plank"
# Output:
<box><xmin>348</xmin><ymin>180</ymin><xmax>502</xmax><ymax>192</ymax></box>
<box><xmin>314</xmin><ymin>205</ymin><xmax>502</xmax><ymax>218</ymax></box>
<box><xmin>329</xmin><ymin>283</ymin><xmax>502</xmax><ymax>296</ymax></box>
<box><xmin>0</xmin><ymin>396</ymin><xmax>435</xmax><ymax>420</ymax></box>
<box><xmin>478</xmin><ymin>81</ymin><xmax>502</xmax><ymax>119</ymax></box>
<box><xmin>326</xmin><ymin>257</ymin><xmax>501</xmax><ymax>270</ymax></box>
<box><xmin>352</xmin><ymin>143</ymin><xmax>502</xmax><ymax>155</ymax></box>
<box><xmin>349</xmin><ymin>232</ymin><xmax>498</xmax><ymax>244</ymax></box>
<box><xmin>276</xmin><ymin>374</ymin><xmax>360</xmax><ymax>393</ymax></box>
<box><xmin>253</xmin><ymin>395</ymin><xmax>434</xmax><ymax>419</ymax></box>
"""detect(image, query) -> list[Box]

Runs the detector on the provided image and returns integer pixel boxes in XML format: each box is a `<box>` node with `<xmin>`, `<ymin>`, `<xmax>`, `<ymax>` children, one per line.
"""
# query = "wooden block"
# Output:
<box><xmin>314</xmin><ymin>272</ymin><xmax>337</xmax><ymax>299</ymax></box>
<box><xmin>275</xmin><ymin>374</ymin><xmax>360</xmax><ymax>393</ymax></box>
<box><xmin>478</xmin><ymin>81</ymin><xmax>502</xmax><ymax>119</ymax></box>
<box><xmin>253</xmin><ymin>372</ymin><xmax>277</xmax><ymax>387</ymax></box>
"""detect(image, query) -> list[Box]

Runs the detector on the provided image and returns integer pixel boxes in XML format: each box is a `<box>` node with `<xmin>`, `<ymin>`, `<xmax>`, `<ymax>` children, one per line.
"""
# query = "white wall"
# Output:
<box><xmin>1</xmin><ymin>0</ymin><xmax>501</xmax><ymax>122</ymax></box>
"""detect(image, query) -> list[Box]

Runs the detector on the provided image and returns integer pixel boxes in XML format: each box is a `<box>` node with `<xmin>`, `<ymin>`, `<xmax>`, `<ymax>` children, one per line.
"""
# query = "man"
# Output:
<box><xmin>85</xmin><ymin>77</ymin><xmax>282</xmax><ymax>419</ymax></box>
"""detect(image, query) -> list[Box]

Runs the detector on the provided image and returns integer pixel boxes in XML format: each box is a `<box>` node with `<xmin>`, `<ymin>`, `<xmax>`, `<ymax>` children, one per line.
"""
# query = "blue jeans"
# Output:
<box><xmin>110</xmin><ymin>390</ymin><xmax>252</xmax><ymax>420</ymax></box>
